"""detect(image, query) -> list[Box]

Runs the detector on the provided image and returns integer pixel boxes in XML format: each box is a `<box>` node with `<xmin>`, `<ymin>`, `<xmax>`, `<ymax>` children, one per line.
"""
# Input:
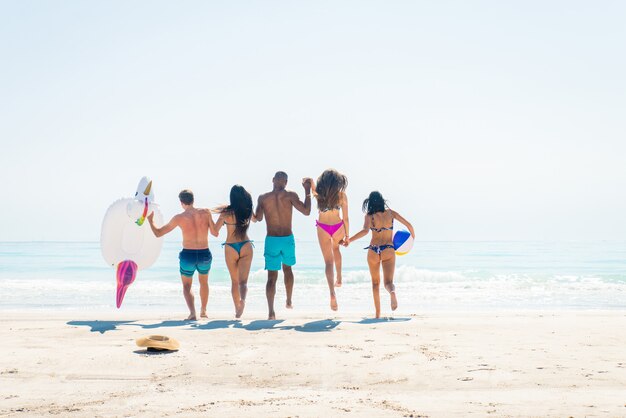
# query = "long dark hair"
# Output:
<box><xmin>362</xmin><ymin>191</ymin><xmax>387</xmax><ymax>215</ymax></box>
<box><xmin>315</xmin><ymin>169</ymin><xmax>348</xmax><ymax>211</ymax></box>
<box><xmin>223</xmin><ymin>185</ymin><xmax>253</xmax><ymax>239</ymax></box>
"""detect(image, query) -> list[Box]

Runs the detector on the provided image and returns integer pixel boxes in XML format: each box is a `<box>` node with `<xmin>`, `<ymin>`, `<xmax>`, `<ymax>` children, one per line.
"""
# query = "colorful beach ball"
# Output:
<box><xmin>393</xmin><ymin>230</ymin><xmax>413</xmax><ymax>256</ymax></box>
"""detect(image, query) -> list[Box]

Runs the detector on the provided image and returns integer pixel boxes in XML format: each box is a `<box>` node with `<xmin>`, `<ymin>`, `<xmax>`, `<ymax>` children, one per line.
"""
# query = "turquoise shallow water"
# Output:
<box><xmin>0</xmin><ymin>241</ymin><xmax>625</xmax><ymax>313</ymax></box>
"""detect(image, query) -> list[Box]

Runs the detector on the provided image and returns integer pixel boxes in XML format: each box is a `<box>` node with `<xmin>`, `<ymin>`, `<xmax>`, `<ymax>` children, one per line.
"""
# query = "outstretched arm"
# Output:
<box><xmin>254</xmin><ymin>195</ymin><xmax>264</xmax><ymax>222</ymax></box>
<box><xmin>347</xmin><ymin>215</ymin><xmax>371</xmax><ymax>243</ymax></box>
<box><xmin>392</xmin><ymin>210</ymin><xmax>415</xmax><ymax>238</ymax></box>
<box><xmin>211</xmin><ymin>204</ymin><xmax>228</xmax><ymax>214</ymax></box>
<box><xmin>210</xmin><ymin>210</ymin><xmax>222</xmax><ymax>237</ymax></box>
<box><xmin>147</xmin><ymin>212</ymin><xmax>178</xmax><ymax>238</ymax></box>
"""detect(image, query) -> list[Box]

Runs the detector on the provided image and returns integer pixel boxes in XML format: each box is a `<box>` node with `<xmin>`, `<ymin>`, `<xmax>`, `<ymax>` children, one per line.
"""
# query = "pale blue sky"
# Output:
<box><xmin>1</xmin><ymin>1</ymin><xmax>625</xmax><ymax>241</ymax></box>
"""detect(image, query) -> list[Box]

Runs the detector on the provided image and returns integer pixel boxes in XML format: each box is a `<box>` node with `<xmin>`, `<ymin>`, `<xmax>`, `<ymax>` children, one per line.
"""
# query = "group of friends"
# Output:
<box><xmin>146</xmin><ymin>169</ymin><xmax>415</xmax><ymax>320</ymax></box>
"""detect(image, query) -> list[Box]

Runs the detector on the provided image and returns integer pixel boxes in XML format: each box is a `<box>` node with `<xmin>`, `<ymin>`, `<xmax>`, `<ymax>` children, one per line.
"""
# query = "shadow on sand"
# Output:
<box><xmin>132</xmin><ymin>349</ymin><xmax>178</xmax><ymax>356</ymax></box>
<box><xmin>234</xmin><ymin>320</ymin><xmax>285</xmax><ymax>331</ymax></box>
<box><xmin>190</xmin><ymin>320</ymin><xmax>242</xmax><ymax>330</ymax></box>
<box><xmin>280</xmin><ymin>319</ymin><xmax>341</xmax><ymax>333</ymax></box>
<box><xmin>350</xmin><ymin>317</ymin><xmax>411</xmax><ymax>325</ymax></box>
<box><xmin>68</xmin><ymin>317</ymin><xmax>411</xmax><ymax>334</ymax></box>
<box><xmin>66</xmin><ymin>320</ymin><xmax>137</xmax><ymax>334</ymax></box>
<box><xmin>135</xmin><ymin>320</ymin><xmax>194</xmax><ymax>329</ymax></box>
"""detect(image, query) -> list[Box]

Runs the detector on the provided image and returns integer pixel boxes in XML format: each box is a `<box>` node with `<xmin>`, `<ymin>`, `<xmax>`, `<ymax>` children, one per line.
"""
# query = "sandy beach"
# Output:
<box><xmin>1</xmin><ymin>310</ymin><xmax>625</xmax><ymax>417</ymax></box>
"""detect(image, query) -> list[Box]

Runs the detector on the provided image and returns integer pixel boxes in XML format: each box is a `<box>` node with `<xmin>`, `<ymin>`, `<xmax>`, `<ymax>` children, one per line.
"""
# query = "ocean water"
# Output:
<box><xmin>0</xmin><ymin>241</ymin><xmax>625</xmax><ymax>313</ymax></box>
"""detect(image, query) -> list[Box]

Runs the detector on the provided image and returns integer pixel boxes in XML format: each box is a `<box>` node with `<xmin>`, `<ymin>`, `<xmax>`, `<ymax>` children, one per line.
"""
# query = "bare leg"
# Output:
<box><xmin>332</xmin><ymin>243</ymin><xmax>343</xmax><ymax>287</ymax></box>
<box><xmin>237</xmin><ymin>243</ymin><xmax>253</xmax><ymax>318</ymax></box>
<box><xmin>266</xmin><ymin>270</ymin><xmax>279</xmax><ymax>319</ymax></box>
<box><xmin>316</xmin><ymin>227</ymin><xmax>338</xmax><ymax>311</ymax></box>
<box><xmin>181</xmin><ymin>275</ymin><xmax>196</xmax><ymax>320</ymax></box>
<box><xmin>224</xmin><ymin>246</ymin><xmax>241</xmax><ymax>317</ymax></box>
<box><xmin>283</xmin><ymin>265</ymin><xmax>294</xmax><ymax>309</ymax></box>
<box><xmin>381</xmin><ymin>250</ymin><xmax>397</xmax><ymax>311</ymax></box>
<box><xmin>367</xmin><ymin>251</ymin><xmax>382</xmax><ymax>318</ymax></box>
<box><xmin>198</xmin><ymin>273</ymin><xmax>209</xmax><ymax>318</ymax></box>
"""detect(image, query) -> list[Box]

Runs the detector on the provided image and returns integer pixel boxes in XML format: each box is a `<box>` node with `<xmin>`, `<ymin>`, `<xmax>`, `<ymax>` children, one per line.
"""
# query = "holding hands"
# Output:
<box><xmin>302</xmin><ymin>177</ymin><xmax>314</xmax><ymax>194</ymax></box>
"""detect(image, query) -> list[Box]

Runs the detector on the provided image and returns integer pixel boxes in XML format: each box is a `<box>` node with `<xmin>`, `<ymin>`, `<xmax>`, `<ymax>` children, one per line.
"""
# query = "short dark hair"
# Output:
<box><xmin>179</xmin><ymin>189</ymin><xmax>194</xmax><ymax>205</ymax></box>
<box><xmin>274</xmin><ymin>171</ymin><xmax>288</xmax><ymax>180</ymax></box>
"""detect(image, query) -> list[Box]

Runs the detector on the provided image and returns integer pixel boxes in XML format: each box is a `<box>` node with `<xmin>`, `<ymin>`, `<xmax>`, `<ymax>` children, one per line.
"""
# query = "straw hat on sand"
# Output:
<box><xmin>136</xmin><ymin>335</ymin><xmax>180</xmax><ymax>351</ymax></box>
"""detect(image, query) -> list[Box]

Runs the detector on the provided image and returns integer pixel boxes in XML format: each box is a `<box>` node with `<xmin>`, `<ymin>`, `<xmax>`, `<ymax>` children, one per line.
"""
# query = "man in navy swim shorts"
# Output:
<box><xmin>148</xmin><ymin>189</ymin><xmax>215</xmax><ymax>320</ymax></box>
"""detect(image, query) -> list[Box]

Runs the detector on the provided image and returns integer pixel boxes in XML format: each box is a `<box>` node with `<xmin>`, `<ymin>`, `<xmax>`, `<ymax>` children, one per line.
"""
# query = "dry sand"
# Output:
<box><xmin>1</xmin><ymin>310</ymin><xmax>625</xmax><ymax>417</ymax></box>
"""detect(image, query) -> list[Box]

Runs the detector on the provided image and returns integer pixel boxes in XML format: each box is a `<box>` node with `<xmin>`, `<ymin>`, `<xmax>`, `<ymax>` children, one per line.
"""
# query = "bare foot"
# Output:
<box><xmin>268</xmin><ymin>311</ymin><xmax>276</xmax><ymax>320</ymax></box>
<box><xmin>390</xmin><ymin>291</ymin><xmax>398</xmax><ymax>311</ymax></box>
<box><xmin>185</xmin><ymin>313</ymin><xmax>197</xmax><ymax>321</ymax></box>
<box><xmin>286</xmin><ymin>299</ymin><xmax>293</xmax><ymax>309</ymax></box>
<box><xmin>235</xmin><ymin>300</ymin><xmax>245</xmax><ymax>319</ymax></box>
<box><xmin>375</xmin><ymin>312</ymin><xmax>381</xmax><ymax>319</ymax></box>
<box><xmin>200</xmin><ymin>311</ymin><xmax>208</xmax><ymax>319</ymax></box>
<box><xmin>335</xmin><ymin>278</ymin><xmax>342</xmax><ymax>288</ymax></box>
<box><xmin>330</xmin><ymin>294</ymin><xmax>338</xmax><ymax>311</ymax></box>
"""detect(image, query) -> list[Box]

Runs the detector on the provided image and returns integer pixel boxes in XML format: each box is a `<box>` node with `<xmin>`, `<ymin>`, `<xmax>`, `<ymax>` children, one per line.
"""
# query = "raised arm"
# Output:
<box><xmin>291</xmin><ymin>178</ymin><xmax>312</xmax><ymax>216</ymax></box>
<box><xmin>348</xmin><ymin>214</ymin><xmax>371</xmax><ymax>243</ymax></box>
<box><xmin>254</xmin><ymin>195</ymin><xmax>264</xmax><ymax>222</ymax></box>
<box><xmin>147</xmin><ymin>212</ymin><xmax>178</xmax><ymax>238</ymax></box>
<box><xmin>391</xmin><ymin>210</ymin><xmax>415</xmax><ymax>238</ymax></box>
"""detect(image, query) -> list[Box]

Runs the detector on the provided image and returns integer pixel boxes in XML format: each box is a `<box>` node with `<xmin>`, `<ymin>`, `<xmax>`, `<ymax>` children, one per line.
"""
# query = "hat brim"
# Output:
<box><xmin>136</xmin><ymin>335</ymin><xmax>180</xmax><ymax>351</ymax></box>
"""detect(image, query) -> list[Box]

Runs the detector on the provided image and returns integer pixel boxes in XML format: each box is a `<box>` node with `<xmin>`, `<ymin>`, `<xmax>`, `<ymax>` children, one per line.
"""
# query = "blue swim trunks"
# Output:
<box><xmin>264</xmin><ymin>235</ymin><xmax>296</xmax><ymax>271</ymax></box>
<box><xmin>179</xmin><ymin>248</ymin><xmax>212</xmax><ymax>277</ymax></box>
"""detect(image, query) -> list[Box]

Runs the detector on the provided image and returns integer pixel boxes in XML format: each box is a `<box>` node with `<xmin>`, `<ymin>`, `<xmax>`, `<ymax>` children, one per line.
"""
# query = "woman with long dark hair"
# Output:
<box><xmin>213</xmin><ymin>185</ymin><xmax>254</xmax><ymax>318</ymax></box>
<box><xmin>312</xmin><ymin>169</ymin><xmax>349</xmax><ymax>311</ymax></box>
<box><xmin>346</xmin><ymin>191</ymin><xmax>414</xmax><ymax>318</ymax></box>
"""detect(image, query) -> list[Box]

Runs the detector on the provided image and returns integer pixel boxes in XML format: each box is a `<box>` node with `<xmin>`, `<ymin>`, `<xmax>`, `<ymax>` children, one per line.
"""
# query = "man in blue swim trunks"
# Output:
<box><xmin>147</xmin><ymin>189</ymin><xmax>215</xmax><ymax>320</ymax></box>
<box><xmin>255</xmin><ymin>171</ymin><xmax>312</xmax><ymax>319</ymax></box>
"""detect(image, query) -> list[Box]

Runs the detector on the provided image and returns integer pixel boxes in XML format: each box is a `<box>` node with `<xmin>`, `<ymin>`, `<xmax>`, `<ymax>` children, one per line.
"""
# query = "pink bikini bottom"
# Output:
<box><xmin>316</xmin><ymin>220</ymin><xmax>344</xmax><ymax>236</ymax></box>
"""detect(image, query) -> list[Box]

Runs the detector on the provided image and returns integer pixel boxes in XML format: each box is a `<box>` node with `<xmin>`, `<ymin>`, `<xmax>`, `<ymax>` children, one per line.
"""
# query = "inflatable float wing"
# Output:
<box><xmin>101</xmin><ymin>177</ymin><xmax>164</xmax><ymax>308</ymax></box>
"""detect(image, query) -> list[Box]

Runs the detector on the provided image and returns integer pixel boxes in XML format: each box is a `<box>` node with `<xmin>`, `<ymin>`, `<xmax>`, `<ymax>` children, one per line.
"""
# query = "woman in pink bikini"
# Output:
<box><xmin>312</xmin><ymin>169</ymin><xmax>349</xmax><ymax>311</ymax></box>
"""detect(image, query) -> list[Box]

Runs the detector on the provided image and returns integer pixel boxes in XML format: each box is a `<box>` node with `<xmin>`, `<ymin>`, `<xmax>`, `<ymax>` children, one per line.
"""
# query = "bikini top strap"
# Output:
<box><xmin>370</xmin><ymin>214</ymin><xmax>393</xmax><ymax>232</ymax></box>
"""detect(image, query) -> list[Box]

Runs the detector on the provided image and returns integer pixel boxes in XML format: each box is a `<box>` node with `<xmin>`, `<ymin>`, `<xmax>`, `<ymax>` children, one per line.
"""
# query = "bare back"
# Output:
<box><xmin>369</xmin><ymin>210</ymin><xmax>395</xmax><ymax>246</ymax></box>
<box><xmin>176</xmin><ymin>208</ymin><xmax>212</xmax><ymax>249</ymax></box>
<box><xmin>258</xmin><ymin>189</ymin><xmax>297</xmax><ymax>236</ymax></box>
<box><xmin>222</xmin><ymin>212</ymin><xmax>251</xmax><ymax>243</ymax></box>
